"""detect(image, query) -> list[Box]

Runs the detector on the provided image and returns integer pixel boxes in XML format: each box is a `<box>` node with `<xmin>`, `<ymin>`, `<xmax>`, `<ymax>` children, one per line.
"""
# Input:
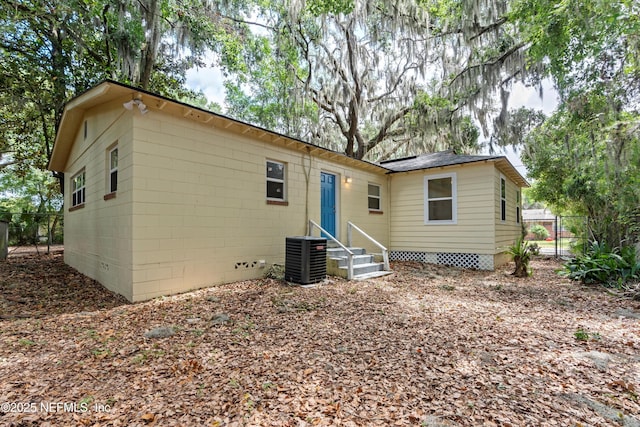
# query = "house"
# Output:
<box><xmin>49</xmin><ymin>80</ymin><xmax>528</xmax><ymax>302</ymax></box>
<box><xmin>522</xmin><ymin>208</ymin><xmax>573</xmax><ymax>240</ymax></box>
<box><xmin>523</xmin><ymin>208</ymin><xmax>556</xmax><ymax>240</ymax></box>
<box><xmin>383</xmin><ymin>152</ymin><xmax>527</xmax><ymax>269</ymax></box>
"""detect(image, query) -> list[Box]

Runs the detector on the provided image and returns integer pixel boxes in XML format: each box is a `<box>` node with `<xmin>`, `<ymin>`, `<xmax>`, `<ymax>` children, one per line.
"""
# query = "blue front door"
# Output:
<box><xmin>320</xmin><ymin>172</ymin><xmax>336</xmax><ymax>238</ymax></box>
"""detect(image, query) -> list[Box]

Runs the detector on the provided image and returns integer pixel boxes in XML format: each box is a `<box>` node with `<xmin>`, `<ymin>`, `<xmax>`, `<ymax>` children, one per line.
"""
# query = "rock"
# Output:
<box><xmin>211</xmin><ymin>313</ymin><xmax>231</xmax><ymax>324</ymax></box>
<box><xmin>143</xmin><ymin>326</ymin><xmax>175</xmax><ymax>339</ymax></box>
<box><xmin>562</xmin><ymin>393</ymin><xmax>640</xmax><ymax>427</ymax></box>
<box><xmin>206</xmin><ymin>296</ymin><xmax>220</xmax><ymax>303</ymax></box>
<box><xmin>573</xmin><ymin>351</ymin><xmax>612</xmax><ymax>372</ymax></box>
<box><xmin>615</xmin><ymin>308</ymin><xmax>640</xmax><ymax>319</ymax></box>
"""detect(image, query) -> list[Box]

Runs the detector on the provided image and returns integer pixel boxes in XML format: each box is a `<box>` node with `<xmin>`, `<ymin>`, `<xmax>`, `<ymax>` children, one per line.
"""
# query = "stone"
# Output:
<box><xmin>615</xmin><ymin>308</ymin><xmax>640</xmax><ymax>319</ymax></box>
<box><xmin>143</xmin><ymin>326</ymin><xmax>175</xmax><ymax>339</ymax></box>
<box><xmin>573</xmin><ymin>351</ymin><xmax>612</xmax><ymax>372</ymax></box>
<box><xmin>212</xmin><ymin>313</ymin><xmax>231</xmax><ymax>324</ymax></box>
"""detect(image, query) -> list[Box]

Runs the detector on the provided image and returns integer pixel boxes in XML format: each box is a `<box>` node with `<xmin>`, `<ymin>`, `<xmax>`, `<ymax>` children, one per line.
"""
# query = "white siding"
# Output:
<box><xmin>63</xmin><ymin>101</ymin><xmax>134</xmax><ymax>300</ymax></box>
<box><xmin>390</xmin><ymin>162</ymin><xmax>497</xmax><ymax>254</ymax></box>
<box><xmin>128</xmin><ymin>110</ymin><xmax>388</xmax><ymax>301</ymax></box>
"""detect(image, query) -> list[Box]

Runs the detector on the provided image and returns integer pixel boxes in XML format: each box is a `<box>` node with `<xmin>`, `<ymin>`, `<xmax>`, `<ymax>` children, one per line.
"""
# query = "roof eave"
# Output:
<box><xmin>48</xmin><ymin>82</ymin><xmax>114</xmax><ymax>172</ymax></box>
<box><xmin>48</xmin><ymin>80</ymin><xmax>389</xmax><ymax>175</ymax></box>
<box><xmin>384</xmin><ymin>156</ymin><xmax>529</xmax><ymax>187</ymax></box>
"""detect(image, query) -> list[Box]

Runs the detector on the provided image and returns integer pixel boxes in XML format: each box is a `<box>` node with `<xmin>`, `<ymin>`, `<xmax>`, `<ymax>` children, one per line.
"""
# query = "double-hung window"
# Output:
<box><xmin>72</xmin><ymin>171</ymin><xmax>86</xmax><ymax>207</ymax></box>
<box><xmin>500</xmin><ymin>176</ymin><xmax>507</xmax><ymax>222</ymax></box>
<box><xmin>108</xmin><ymin>146</ymin><xmax>118</xmax><ymax>193</ymax></box>
<box><xmin>368</xmin><ymin>183</ymin><xmax>381</xmax><ymax>211</ymax></box>
<box><xmin>266</xmin><ymin>160</ymin><xmax>286</xmax><ymax>201</ymax></box>
<box><xmin>516</xmin><ymin>189</ymin><xmax>521</xmax><ymax>224</ymax></box>
<box><xmin>424</xmin><ymin>173</ymin><xmax>456</xmax><ymax>223</ymax></box>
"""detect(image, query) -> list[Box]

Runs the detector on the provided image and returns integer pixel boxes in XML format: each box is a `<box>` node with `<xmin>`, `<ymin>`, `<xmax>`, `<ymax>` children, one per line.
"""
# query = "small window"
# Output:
<box><xmin>83</xmin><ymin>120</ymin><xmax>88</xmax><ymax>140</ymax></box>
<box><xmin>516</xmin><ymin>190</ymin><xmax>521</xmax><ymax>224</ymax></box>
<box><xmin>72</xmin><ymin>170</ymin><xmax>86</xmax><ymax>207</ymax></box>
<box><xmin>424</xmin><ymin>173</ymin><xmax>456</xmax><ymax>223</ymax></box>
<box><xmin>266</xmin><ymin>160</ymin><xmax>285</xmax><ymax>201</ymax></box>
<box><xmin>500</xmin><ymin>176</ymin><xmax>507</xmax><ymax>222</ymax></box>
<box><xmin>368</xmin><ymin>183</ymin><xmax>381</xmax><ymax>211</ymax></box>
<box><xmin>109</xmin><ymin>146</ymin><xmax>118</xmax><ymax>193</ymax></box>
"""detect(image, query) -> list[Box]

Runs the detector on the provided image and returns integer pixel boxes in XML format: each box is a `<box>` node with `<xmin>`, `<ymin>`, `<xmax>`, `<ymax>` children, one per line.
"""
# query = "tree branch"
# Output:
<box><xmin>450</xmin><ymin>42</ymin><xmax>527</xmax><ymax>88</ymax></box>
<box><xmin>367</xmin><ymin>106</ymin><xmax>414</xmax><ymax>152</ymax></box>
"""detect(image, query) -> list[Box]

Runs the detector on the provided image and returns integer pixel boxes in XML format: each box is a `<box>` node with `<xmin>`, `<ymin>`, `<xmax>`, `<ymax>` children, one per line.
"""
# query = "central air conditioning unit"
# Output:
<box><xmin>285</xmin><ymin>236</ymin><xmax>327</xmax><ymax>284</ymax></box>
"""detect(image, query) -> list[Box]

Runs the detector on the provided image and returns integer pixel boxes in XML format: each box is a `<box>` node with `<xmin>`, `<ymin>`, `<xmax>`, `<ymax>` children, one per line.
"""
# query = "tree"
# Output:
<box><xmin>0</xmin><ymin>167</ymin><xmax>63</xmax><ymax>245</ymax></box>
<box><xmin>219</xmin><ymin>0</ymin><xmax>531</xmax><ymax>161</ymax></box>
<box><xmin>521</xmin><ymin>99</ymin><xmax>640</xmax><ymax>249</ymax></box>
<box><xmin>510</xmin><ymin>0</ymin><xmax>640</xmax><ymax>104</ymax></box>
<box><xmin>0</xmin><ymin>0</ymin><xmax>242</xmax><ymax>186</ymax></box>
<box><xmin>509</xmin><ymin>0</ymin><xmax>640</xmax><ymax>248</ymax></box>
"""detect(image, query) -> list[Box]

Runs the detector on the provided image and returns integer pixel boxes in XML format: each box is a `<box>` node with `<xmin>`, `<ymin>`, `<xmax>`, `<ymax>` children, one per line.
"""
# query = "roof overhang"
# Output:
<box><xmin>385</xmin><ymin>156</ymin><xmax>529</xmax><ymax>187</ymax></box>
<box><xmin>494</xmin><ymin>157</ymin><xmax>529</xmax><ymax>188</ymax></box>
<box><xmin>49</xmin><ymin>80</ymin><xmax>389</xmax><ymax>175</ymax></box>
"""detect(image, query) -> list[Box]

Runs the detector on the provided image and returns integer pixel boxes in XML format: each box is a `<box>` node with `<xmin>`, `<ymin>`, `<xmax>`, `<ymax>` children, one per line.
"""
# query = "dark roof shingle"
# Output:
<box><xmin>379</xmin><ymin>150</ymin><xmax>503</xmax><ymax>172</ymax></box>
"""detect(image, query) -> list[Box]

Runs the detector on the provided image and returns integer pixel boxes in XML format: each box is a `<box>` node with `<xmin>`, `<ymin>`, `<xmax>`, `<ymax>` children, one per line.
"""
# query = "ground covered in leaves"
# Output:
<box><xmin>1</xmin><ymin>253</ymin><xmax>639</xmax><ymax>426</ymax></box>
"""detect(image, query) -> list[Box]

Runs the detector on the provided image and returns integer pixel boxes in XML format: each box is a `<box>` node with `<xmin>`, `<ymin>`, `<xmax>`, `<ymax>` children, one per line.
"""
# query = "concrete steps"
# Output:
<box><xmin>326</xmin><ymin>247</ymin><xmax>392</xmax><ymax>280</ymax></box>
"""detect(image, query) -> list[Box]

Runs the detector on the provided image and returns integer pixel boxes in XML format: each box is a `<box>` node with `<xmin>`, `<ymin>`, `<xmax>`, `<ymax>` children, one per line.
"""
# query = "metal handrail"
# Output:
<box><xmin>308</xmin><ymin>220</ymin><xmax>354</xmax><ymax>279</ymax></box>
<box><xmin>347</xmin><ymin>221</ymin><xmax>390</xmax><ymax>271</ymax></box>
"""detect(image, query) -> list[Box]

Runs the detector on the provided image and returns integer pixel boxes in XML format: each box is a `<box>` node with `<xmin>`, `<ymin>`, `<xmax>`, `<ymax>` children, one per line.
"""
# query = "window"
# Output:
<box><xmin>266</xmin><ymin>160</ymin><xmax>286</xmax><ymax>201</ymax></box>
<box><xmin>368</xmin><ymin>183</ymin><xmax>381</xmax><ymax>211</ymax></box>
<box><xmin>516</xmin><ymin>189</ymin><xmax>521</xmax><ymax>224</ymax></box>
<box><xmin>71</xmin><ymin>171</ymin><xmax>86</xmax><ymax>207</ymax></box>
<box><xmin>108</xmin><ymin>146</ymin><xmax>118</xmax><ymax>193</ymax></box>
<box><xmin>424</xmin><ymin>173</ymin><xmax>456</xmax><ymax>223</ymax></box>
<box><xmin>500</xmin><ymin>176</ymin><xmax>506</xmax><ymax>222</ymax></box>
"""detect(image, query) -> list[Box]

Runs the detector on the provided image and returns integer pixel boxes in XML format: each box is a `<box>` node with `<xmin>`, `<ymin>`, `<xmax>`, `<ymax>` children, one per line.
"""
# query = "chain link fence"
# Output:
<box><xmin>0</xmin><ymin>212</ymin><xmax>63</xmax><ymax>258</ymax></box>
<box><xmin>523</xmin><ymin>215</ymin><xmax>588</xmax><ymax>258</ymax></box>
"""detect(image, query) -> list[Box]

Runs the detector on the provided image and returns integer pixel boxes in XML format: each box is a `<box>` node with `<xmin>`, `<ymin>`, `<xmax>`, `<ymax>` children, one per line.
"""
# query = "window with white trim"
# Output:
<box><xmin>368</xmin><ymin>183</ymin><xmax>381</xmax><ymax>211</ymax></box>
<box><xmin>108</xmin><ymin>146</ymin><xmax>118</xmax><ymax>193</ymax></box>
<box><xmin>500</xmin><ymin>176</ymin><xmax>506</xmax><ymax>222</ymax></box>
<box><xmin>72</xmin><ymin>170</ymin><xmax>86</xmax><ymax>207</ymax></box>
<box><xmin>424</xmin><ymin>173</ymin><xmax>456</xmax><ymax>223</ymax></box>
<box><xmin>516</xmin><ymin>189</ymin><xmax>521</xmax><ymax>224</ymax></box>
<box><xmin>266</xmin><ymin>160</ymin><xmax>286</xmax><ymax>201</ymax></box>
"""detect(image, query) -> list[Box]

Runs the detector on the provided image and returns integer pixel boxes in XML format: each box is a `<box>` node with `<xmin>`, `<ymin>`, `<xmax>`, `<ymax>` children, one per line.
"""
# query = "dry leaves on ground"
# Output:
<box><xmin>1</xmin><ymin>253</ymin><xmax>639</xmax><ymax>426</ymax></box>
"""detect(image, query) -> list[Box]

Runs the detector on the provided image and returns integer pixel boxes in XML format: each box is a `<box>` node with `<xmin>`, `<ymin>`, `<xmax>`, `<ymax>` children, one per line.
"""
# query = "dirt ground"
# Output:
<box><xmin>1</xmin><ymin>253</ymin><xmax>639</xmax><ymax>426</ymax></box>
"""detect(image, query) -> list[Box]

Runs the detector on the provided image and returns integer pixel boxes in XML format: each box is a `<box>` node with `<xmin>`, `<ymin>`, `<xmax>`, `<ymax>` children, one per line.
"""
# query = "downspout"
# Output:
<box><xmin>387</xmin><ymin>173</ymin><xmax>392</xmax><ymax>253</ymax></box>
<box><xmin>302</xmin><ymin>148</ymin><xmax>312</xmax><ymax>235</ymax></box>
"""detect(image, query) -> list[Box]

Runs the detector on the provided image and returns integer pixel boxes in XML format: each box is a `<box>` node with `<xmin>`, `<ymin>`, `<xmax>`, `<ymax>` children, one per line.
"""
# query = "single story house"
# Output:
<box><xmin>49</xmin><ymin>80</ymin><xmax>528</xmax><ymax>301</ymax></box>
<box><xmin>522</xmin><ymin>208</ymin><xmax>573</xmax><ymax>240</ymax></box>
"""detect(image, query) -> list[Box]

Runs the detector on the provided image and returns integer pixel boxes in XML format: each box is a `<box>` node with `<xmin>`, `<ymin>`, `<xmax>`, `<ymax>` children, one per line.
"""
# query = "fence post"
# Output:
<box><xmin>47</xmin><ymin>214</ymin><xmax>51</xmax><ymax>254</ymax></box>
<box><xmin>555</xmin><ymin>216</ymin><xmax>559</xmax><ymax>258</ymax></box>
<box><xmin>0</xmin><ymin>220</ymin><xmax>8</xmax><ymax>260</ymax></box>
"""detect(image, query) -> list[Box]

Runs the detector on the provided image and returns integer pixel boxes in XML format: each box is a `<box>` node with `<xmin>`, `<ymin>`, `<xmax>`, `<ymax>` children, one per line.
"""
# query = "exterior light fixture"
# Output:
<box><xmin>345</xmin><ymin>176</ymin><xmax>352</xmax><ymax>184</ymax></box>
<box><xmin>123</xmin><ymin>99</ymin><xmax>149</xmax><ymax>115</ymax></box>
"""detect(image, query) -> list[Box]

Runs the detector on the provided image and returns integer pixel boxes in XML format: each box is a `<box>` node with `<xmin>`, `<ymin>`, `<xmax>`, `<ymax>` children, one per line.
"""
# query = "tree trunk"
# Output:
<box><xmin>512</xmin><ymin>256</ymin><xmax>529</xmax><ymax>277</ymax></box>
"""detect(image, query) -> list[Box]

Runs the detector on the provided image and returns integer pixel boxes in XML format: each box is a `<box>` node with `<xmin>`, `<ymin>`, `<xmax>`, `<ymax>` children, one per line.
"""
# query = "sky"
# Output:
<box><xmin>186</xmin><ymin>65</ymin><xmax>226</xmax><ymax>107</ymax></box>
<box><xmin>498</xmin><ymin>79</ymin><xmax>559</xmax><ymax>177</ymax></box>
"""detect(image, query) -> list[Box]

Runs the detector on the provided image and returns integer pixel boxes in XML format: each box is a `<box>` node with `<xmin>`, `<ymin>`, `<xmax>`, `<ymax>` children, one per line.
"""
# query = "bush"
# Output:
<box><xmin>507</xmin><ymin>236</ymin><xmax>533</xmax><ymax>277</ymax></box>
<box><xmin>529</xmin><ymin>223</ymin><xmax>550</xmax><ymax>240</ymax></box>
<box><xmin>561</xmin><ymin>241</ymin><xmax>640</xmax><ymax>286</ymax></box>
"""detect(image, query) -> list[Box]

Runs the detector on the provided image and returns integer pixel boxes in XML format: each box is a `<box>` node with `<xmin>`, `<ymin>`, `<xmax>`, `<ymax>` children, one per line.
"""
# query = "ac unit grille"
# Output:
<box><xmin>285</xmin><ymin>237</ymin><xmax>327</xmax><ymax>284</ymax></box>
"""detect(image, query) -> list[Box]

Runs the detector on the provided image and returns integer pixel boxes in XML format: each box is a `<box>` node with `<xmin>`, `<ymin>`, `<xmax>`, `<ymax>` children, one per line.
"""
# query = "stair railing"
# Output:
<box><xmin>308</xmin><ymin>220</ymin><xmax>354</xmax><ymax>279</ymax></box>
<box><xmin>347</xmin><ymin>221</ymin><xmax>390</xmax><ymax>271</ymax></box>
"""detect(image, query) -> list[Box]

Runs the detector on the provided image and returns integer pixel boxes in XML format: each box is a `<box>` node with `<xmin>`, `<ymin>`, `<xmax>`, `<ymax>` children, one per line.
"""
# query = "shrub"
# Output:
<box><xmin>561</xmin><ymin>241</ymin><xmax>640</xmax><ymax>286</ymax></box>
<box><xmin>529</xmin><ymin>223</ymin><xmax>550</xmax><ymax>240</ymax></box>
<box><xmin>528</xmin><ymin>242</ymin><xmax>541</xmax><ymax>256</ymax></box>
<box><xmin>507</xmin><ymin>236</ymin><xmax>533</xmax><ymax>277</ymax></box>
